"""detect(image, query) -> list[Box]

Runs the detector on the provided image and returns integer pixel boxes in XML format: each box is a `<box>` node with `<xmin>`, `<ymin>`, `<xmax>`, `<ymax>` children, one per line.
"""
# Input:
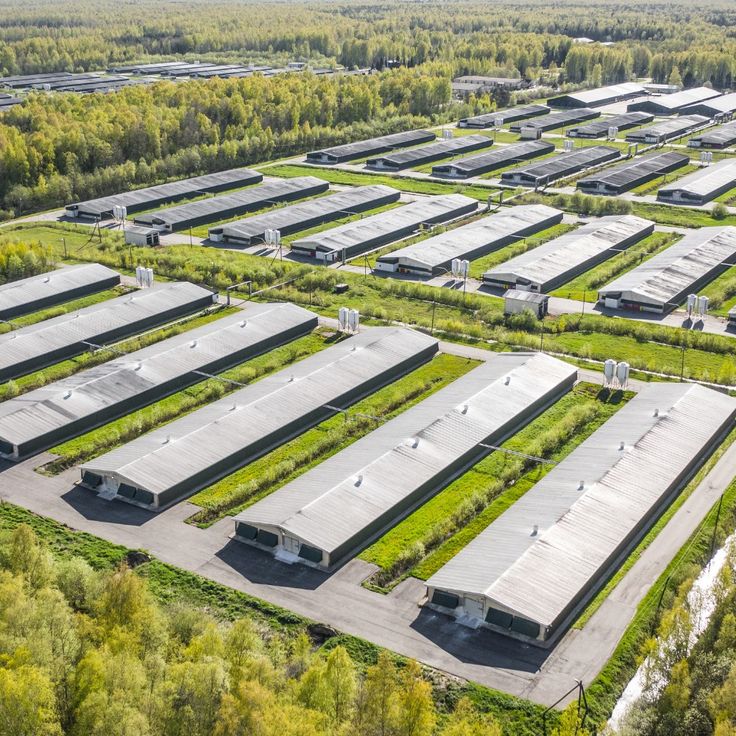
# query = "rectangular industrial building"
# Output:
<box><xmin>290</xmin><ymin>194</ymin><xmax>478</xmax><ymax>262</ymax></box>
<box><xmin>366</xmin><ymin>135</ymin><xmax>493</xmax><ymax>171</ymax></box>
<box><xmin>657</xmin><ymin>159</ymin><xmax>736</xmax><ymax>205</ymax></box>
<box><xmin>625</xmin><ymin>115</ymin><xmax>709</xmax><ymax>144</ymax></box>
<box><xmin>426</xmin><ymin>383</ymin><xmax>736</xmax><ymax>644</ymax></box>
<box><xmin>306</xmin><ymin>130</ymin><xmax>436</xmax><ymax>164</ymax></box>
<box><xmin>689</xmin><ymin>122</ymin><xmax>736</xmax><ymax>149</ymax></box>
<box><xmin>0</xmin><ymin>303</ymin><xmax>317</xmax><ymax>460</ymax></box>
<box><xmin>233</xmin><ymin>353</ymin><xmax>577</xmax><ymax>569</ymax></box>
<box><xmin>79</xmin><ymin>327</ymin><xmax>438</xmax><ymax>510</ymax></box>
<box><xmin>627</xmin><ymin>87</ymin><xmax>722</xmax><ymax>115</ymax></box>
<box><xmin>374</xmin><ymin>204</ymin><xmax>563</xmax><ymax>276</ymax></box>
<box><xmin>66</xmin><ymin>168</ymin><xmax>263</xmax><ymax>220</ymax></box>
<box><xmin>457</xmin><ymin>104</ymin><xmax>549</xmax><ymax>129</ymax></box>
<box><xmin>598</xmin><ymin>226</ymin><xmax>736</xmax><ymax>312</ymax></box>
<box><xmin>132</xmin><ymin>177</ymin><xmax>329</xmax><ymax>232</ymax></box>
<box><xmin>566</xmin><ymin>111</ymin><xmax>653</xmax><ymax>138</ymax></box>
<box><xmin>681</xmin><ymin>92</ymin><xmax>736</xmax><ymax>118</ymax></box>
<box><xmin>576</xmin><ymin>151</ymin><xmax>690</xmax><ymax>195</ymax></box>
<box><xmin>0</xmin><ymin>282</ymin><xmax>215</xmax><ymax>382</ymax></box>
<box><xmin>0</xmin><ymin>263</ymin><xmax>121</xmax><ymax>320</ymax></box>
<box><xmin>431</xmin><ymin>140</ymin><xmax>555</xmax><ymax>179</ymax></box>
<box><xmin>501</xmin><ymin>146</ymin><xmax>620</xmax><ymax>187</ymax></box>
<box><xmin>208</xmin><ymin>185</ymin><xmax>400</xmax><ymax>246</ymax></box>
<box><xmin>509</xmin><ymin>108</ymin><xmax>600</xmax><ymax>133</ymax></box>
<box><xmin>482</xmin><ymin>215</ymin><xmax>654</xmax><ymax>292</ymax></box>
<box><xmin>547</xmin><ymin>83</ymin><xmax>647</xmax><ymax>109</ymax></box>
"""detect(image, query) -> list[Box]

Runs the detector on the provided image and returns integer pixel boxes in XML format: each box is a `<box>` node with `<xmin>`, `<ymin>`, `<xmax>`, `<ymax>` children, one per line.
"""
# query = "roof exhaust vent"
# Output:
<box><xmin>190</xmin><ymin>339</ymin><xmax>197</xmax><ymax>348</ymax></box>
<box><xmin>63</xmin><ymin>390</ymin><xmax>72</xmax><ymax>399</ymax></box>
<box><xmin>44</xmin><ymin>275</ymin><xmax>51</xmax><ymax>283</ymax></box>
<box><xmin>163</xmin><ymin>434</ymin><xmax>171</xmax><ymax>444</ymax></box>
<box><xmin>289</xmin><ymin>374</ymin><xmax>295</xmax><ymax>382</ymax></box>
<box><xmin>412</xmin><ymin>437</ymin><xmax>420</xmax><ymax>448</ymax></box>
<box><xmin>577</xmin><ymin>480</ymin><xmax>585</xmax><ymax>490</ymax></box>
<box><xmin>504</xmin><ymin>375</ymin><xmax>511</xmax><ymax>385</ymax></box>
<box><xmin>531</xmin><ymin>524</ymin><xmax>538</xmax><ymax>536</ymax></box>
<box><xmin>355</xmin><ymin>474</ymin><xmax>363</xmax><ymax>487</ymax></box>
<box><xmin>653</xmin><ymin>408</ymin><xmax>659</xmax><ymax>417</ymax></box>
<box><xmin>619</xmin><ymin>441</ymin><xmax>625</xmax><ymax>451</ymax></box>
<box><xmin>240</xmin><ymin>320</ymin><xmax>247</xmax><ymax>328</ymax></box>
<box><xmin>134</xmin><ymin>361</ymin><xmax>142</xmax><ymax>371</ymax></box>
<box><xmin>230</xmin><ymin>402</ymin><xmax>237</xmax><ymax>412</ymax></box>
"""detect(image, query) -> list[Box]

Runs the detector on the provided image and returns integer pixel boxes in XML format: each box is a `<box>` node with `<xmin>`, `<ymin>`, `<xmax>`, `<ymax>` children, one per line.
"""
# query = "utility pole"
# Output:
<box><xmin>680</xmin><ymin>344</ymin><xmax>686</xmax><ymax>382</ymax></box>
<box><xmin>430</xmin><ymin>300</ymin><xmax>437</xmax><ymax>335</ymax></box>
<box><xmin>581</xmin><ymin>289</ymin><xmax>586</xmax><ymax>316</ymax></box>
<box><xmin>710</xmin><ymin>492</ymin><xmax>724</xmax><ymax>559</ymax></box>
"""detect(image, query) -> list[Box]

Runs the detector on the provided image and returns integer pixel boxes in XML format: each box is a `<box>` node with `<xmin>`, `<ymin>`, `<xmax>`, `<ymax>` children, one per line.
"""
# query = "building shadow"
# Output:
<box><xmin>61</xmin><ymin>484</ymin><xmax>155</xmax><ymax>527</ymax></box>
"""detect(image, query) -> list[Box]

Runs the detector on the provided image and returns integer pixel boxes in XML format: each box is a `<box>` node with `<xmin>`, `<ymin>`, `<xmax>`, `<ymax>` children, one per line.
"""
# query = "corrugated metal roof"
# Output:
<box><xmin>628</xmin><ymin>87</ymin><xmax>721</xmax><ymax>113</ymax></box>
<box><xmin>366</xmin><ymin>135</ymin><xmax>492</xmax><ymax>169</ymax></box>
<box><xmin>0</xmin><ymin>282</ymin><xmax>215</xmax><ymax>379</ymax></box>
<box><xmin>484</xmin><ymin>216</ymin><xmax>654</xmax><ymax>290</ymax></box>
<box><xmin>307</xmin><ymin>130</ymin><xmax>436</xmax><ymax>162</ymax></box>
<box><xmin>599</xmin><ymin>226</ymin><xmax>736</xmax><ymax>307</ymax></box>
<box><xmin>682</xmin><ymin>92</ymin><xmax>736</xmax><ymax>116</ymax></box>
<box><xmin>0</xmin><ymin>264</ymin><xmax>120</xmax><ymax>318</ymax></box>
<box><xmin>291</xmin><ymin>195</ymin><xmax>477</xmax><ymax>256</ymax></box>
<box><xmin>0</xmin><ymin>303</ymin><xmax>316</xmax><ymax>450</ymax></box>
<box><xmin>689</xmin><ymin>121</ymin><xmax>736</xmax><ymax>148</ymax></box>
<box><xmin>432</xmin><ymin>140</ymin><xmax>554</xmax><ymax>177</ymax></box>
<box><xmin>236</xmin><ymin>353</ymin><xmax>577</xmax><ymax>557</ymax></box>
<box><xmin>549</xmin><ymin>83</ymin><xmax>646</xmax><ymax>107</ymax></box>
<box><xmin>566</xmin><ymin>112</ymin><xmax>652</xmax><ymax>137</ymax></box>
<box><xmin>509</xmin><ymin>108</ymin><xmax>599</xmax><ymax>132</ymax></box>
<box><xmin>133</xmin><ymin>177</ymin><xmax>329</xmax><ymax>230</ymax></box>
<box><xmin>625</xmin><ymin>115</ymin><xmax>709</xmax><ymax>142</ymax></box>
<box><xmin>428</xmin><ymin>383</ymin><xmax>736</xmax><ymax>628</ymax></box>
<box><xmin>501</xmin><ymin>146</ymin><xmax>620</xmax><ymax>184</ymax></box>
<box><xmin>212</xmin><ymin>185</ymin><xmax>400</xmax><ymax>243</ymax></box>
<box><xmin>658</xmin><ymin>158</ymin><xmax>736</xmax><ymax>199</ymax></box>
<box><xmin>81</xmin><ymin>327</ymin><xmax>438</xmax><ymax>498</ymax></box>
<box><xmin>376</xmin><ymin>204</ymin><xmax>562</xmax><ymax>271</ymax></box>
<box><xmin>458</xmin><ymin>105</ymin><xmax>549</xmax><ymax>128</ymax></box>
<box><xmin>577</xmin><ymin>151</ymin><xmax>689</xmax><ymax>191</ymax></box>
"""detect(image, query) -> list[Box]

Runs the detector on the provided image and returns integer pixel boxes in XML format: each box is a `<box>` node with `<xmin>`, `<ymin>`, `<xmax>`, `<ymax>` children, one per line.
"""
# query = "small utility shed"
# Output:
<box><xmin>426</xmin><ymin>383</ymin><xmax>736</xmax><ymax>644</ymax></box>
<box><xmin>65</xmin><ymin>168</ymin><xmax>263</xmax><ymax>219</ymax></box>
<box><xmin>501</xmin><ymin>146</ymin><xmax>620</xmax><ymax>187</ymax></box>
<box><xmin>657</xmin><ymin>159</ymin><xmax>736</xmax><ymax>205</ymax></box>
<box><xmin>625</xmin><ymin>115</ymin><xmax>709</xmax><ymax>144</ymax></box>
<box><xmin>234</xmin><ymin>353</ymin><xmax>577</xmax><ymax>569</ymax></box>
<box><xmin>374</xmin><ymin>204</ymin><xmax>563</xmax><ymax>276</ymax></box>
<box><xmin>124</xmin><ymin>225</ymin><xmax>160</xmax><ymax>246</ymax></box>
<box><xmin>290</xmin><ymin>194</ymin><xmax>478</xmax><ymax>262</ymax></box>
<box><xmin>576</xmin><ymin>151</ymin><xmax>690</xmax><ymax>195</ymax></box>
<box><xmin>598</xmin><ymin>226</ymin><xmax>736</xmax><ymax>312</ymax></box>
<box><xmin>208</xmin><ymin>185</ymin><xmax>400</xmax><ymax>246</ymax></box>
<box><xmin>502</xmin><ymin>290</ymin><xmax>549</xmax><ymax>318</ymax></box>
<box><xmin>365</xmin><ymin>135</ymin><xmax>493</xmax><ymax>172</ymax></box>
<box><xmin>0</xmin><ymin>303</ymin><xmax>317</xmax><ymax>460</ymax></box>
<box><xmin>80</xmin><ymin>327</ymin><xmax>438</xmax><ymax>510</ymax></box>
<box><xmin>565</xmin><ymin>111</ymin><xmax>653</xmax><ymax>138</ymax></box>
<box><xmin>457</xmin><ymin>104</ymin><xmax>549</xmax><ymax>129</ymax></box>
<box><xmin>0</xmin><ymin>263</ymin><xmax>120</xmax><ymax>320</ymax></box>
<box><xmin>689</xmin><ymin>122</ymin><xmax>736</xmax><ymax>149</ymax></box>
<box><xmin>627</xmin><ymin>87</ymin><xmax>722</xmax><ymax>115</ymax></box>
<box><xmin>133</xmin><ymin>177</ymin><xmax>329</xmax><ymax>232</ymax></box>
<box><xmin>306</xmin><ymin>130</ymin><xmax>436</xmax><ymax>164</ymax></box>
<box><xmin>509</xmin><ymin>108</ymin><xmax>600</xmax><ymax>133</ymax></box>
<box><xmin>484</xmin><ymin>215</ymin><xmax>655</xmax><ymax>292</ymax></box>
<box><xmin>0</xmin><ymin>282</ymin><xmax>215</xmax><ymax>382</ymax></box>
<box><xmin>431</xmin><ymin>140</ymin><xmax>554</xmax><ymax>179</ymax></box>
<box><xmin>680</xmin><ymin>92</ymin><xmax>736</xmax><ymax>119</ymax></box>
<box><xmin>547</xmin><ymin>83</ymin><xmax>646</xmax><ymax>108</ymax></box>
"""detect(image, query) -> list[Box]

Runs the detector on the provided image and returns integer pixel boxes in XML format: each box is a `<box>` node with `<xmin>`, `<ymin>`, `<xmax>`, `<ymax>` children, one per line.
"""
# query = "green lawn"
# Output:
<box><xmin>699</xmin><ymin>264</ymin><xmax>736</xmax><ymax>315</ymax></box>
<box><xmin>629</xmin><ymin>164</ymin><xmax>699</xmax><ymax>196</ymax></box>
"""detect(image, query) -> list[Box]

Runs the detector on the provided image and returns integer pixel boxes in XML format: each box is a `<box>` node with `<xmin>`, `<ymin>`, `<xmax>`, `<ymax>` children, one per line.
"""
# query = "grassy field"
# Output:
<box><xmin>698</xmin><ymin>264</ymin><xmax>736</xmax><ymax>316</ymax></box>
<box><xmin>629</xmin><ymin>163</ymin><xmax>700</xmax><ymax>196</ymax></box>
<box><xmin>551</xmin><ymin>231</ymin><xmax>679</xmax><ymax>301</ymax></box>
<box><xmin>360</xmin><ymin>383</ymin><xmax>629</xmax><ymax>589</ymax></box>
<box><xmin>188</xmin><ymin>352</ymin><xmax>480</xmax><ymax>525</ymax></box>
<box><xmin>43</xmin><ymin>329</ymin><xmax>336</xmax><ymax>473</ymax></box>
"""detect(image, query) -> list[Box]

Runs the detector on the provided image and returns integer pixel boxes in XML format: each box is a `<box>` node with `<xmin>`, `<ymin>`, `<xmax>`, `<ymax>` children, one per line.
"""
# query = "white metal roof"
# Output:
<box><xmin>0</xmin><ymin>303</ymin><xmax>316</xmax><ymax>449</ymax></box>
<box><xmin>484</xmin><ymin>216</ymin><xmax>654</xmax><ymax>290</ymax></box>
<box><xmin>551</xmin><ymin>83</ymin><xmax>645</xmax><ymax>106</ymax></box>
<box><xmin>81</xmin><ymin>327</ymin><xmax>438</xmax><ymax>497</ymax></box>
<box><xmin>0</xmin><ymin>263</ymin><xmax>120</xmax><ymax>317</ymax></box>
<box><xmin>236</xmin><ymin>353</ymin><xmax>577</xmax><ymax>557</ymax></box>
<box><xmin>682</xmin><ymin>92</ymin><xmax>736</xmax><ymax>115</ymax></box>
<box><xmin>0</xmin><ymin>282</ymin><xmax>215</xmax><ymax>378</ymax></box>
<box><xmin>629</xmin><ymin>87</ymin><xmax>721</xmax><ymax>113</ymax></box>
<box><xmin>599</xmin><ymin>226</ymin><xmax>736</xmax><ymax>307</ymax></box>
<box><xmin>376</xmin><ymin>205</ymin><xmax>562</xmax><ymax>271</ymax></box>
<box><xmin>428</xmin><ymin>383</ymin><xmax>736</xmax><ymax>628</ymax></box>
<box><xmin>658</xmin><ymin>158</ymin><xmax>736</xmax><ymax>199</ymax></box>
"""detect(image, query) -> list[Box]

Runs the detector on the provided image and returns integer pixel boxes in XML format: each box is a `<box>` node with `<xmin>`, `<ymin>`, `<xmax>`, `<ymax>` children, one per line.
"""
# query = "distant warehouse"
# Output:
<box><xmin>0</xmin><ymin>263</ymin><xmax>120</xmax><ymax>320</ymax></box>
<box><xmin>566</xmin><ymin>111</ymin><xmax>653</xmax><ymax>138</ymax></box>
<box><xmin>306</xmin><ymin>130</ymin><xmax>436</xmax><ymax>164</ymax></box>
<box><xmin>374</xmin><ymin>204</ymin><xmax>562</xmax><ymax>276</ymax></box>
<box><xmin>657</xmin><ymin>159</ymin><xmax>736</xmax><ymax>205</ymax></box>
<box><xmin>133</xmin><ymin>177</ymin><xmax>329</xmax><ymax>232</ymax></box>
<box><xmin>501</xmin><ymin>146</ymin><xmax>620</xmax><ymax>187</ymax></box>
<box><xmin>432</xmin><ymin>140</ymin><xmax>554</xmax><ymax>179</ymax></box>
<box><xmin>482</xmin><ymin>215</ymin><xmax>654</xmax><ymax>293</ymax></box>
<box><xmin>0</xmin><ymin>304</ymin><xmax>317</xmax><ymax>460</ymax></box>
<box><xmin>208</xmin><ymin>185</ymin><xmax>400</xmax><ymax>246</ymax></box>
<box><xmin>66</xmin><ymin>168</ymin><xmax>263</xmax><ymax>220</ymax></box>
<box><xmin>547</xmin><ymin>82</ymin><xmax>646</xmax><ymax>108</ymax></box>
<box><xmin>680</xmin><ymin>92</ymin><xmax>736</xmax><ymax>118</ymax></box>
<box><xmin>457</xmin><ymin>104</ymin><xmax>549</xmax><ymax>129</ymax></box>
<box><xmin>426</xmin><ymin>383</ymin><xmax>736</xmax><ymax>644</ymax></box>
<box><xmin>598</xmin><ymin>226</ymin><xmax>736</xmax><ymax>312</ymax></box>
<box><xmin>366</xmin><ymin>135</ymin><xmax>492</xmax><ymax>171</ymax></box>
<box><xmin>0</xmin><ymin>282</ymin><xmax>215</xmax><ymax>382</ymax></box>
<box><xmin>80</xmin><ymin>328</ymin><xmax>438</xmax><ymax>510</ymax></box>
<box><xmin>290</xmin><ymin>194</ymin><xmax>477</xmax><ymax>262</ymax></box>
<box><xmin>689</xmin><ymin>121</ymin><xmax>736</xmax><ymax>149</ymax></box>
<box><xmin>627</xmin><ymin>87</ymin><xmax>721</xmax><ymax>115</ymax></box>
<box><xmin>509</xmin><ymin>108</ymin><xmax>599</xmax><ymax>133</ymax></box>
<box><xmin>234</xmin><ymin>353</ymin><xmax>577</xmax><ymax>569</ymax></box>
<box><xmin>577</xmin><ymin>152</ymin><xmax>690</xmax><ymax>195</ymax></box>
<box><xmin>625</xmin><ymin>115</ymin><xmax>709</xmax><ymax>144</ymax></box>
